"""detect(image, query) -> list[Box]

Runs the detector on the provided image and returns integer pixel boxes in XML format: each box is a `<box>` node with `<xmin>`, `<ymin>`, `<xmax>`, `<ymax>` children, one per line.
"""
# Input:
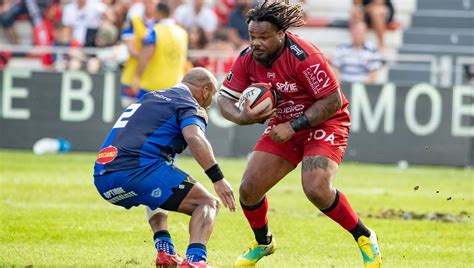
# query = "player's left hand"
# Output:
<box><xmin>269</xmin><ymin>122</ymin><xmax>295</xmax><ymax>143</ymax></box>
<box><xmin>213</xmin><ymin>179</ymin><xmax>236</xmax><ymax>212</ymax></box>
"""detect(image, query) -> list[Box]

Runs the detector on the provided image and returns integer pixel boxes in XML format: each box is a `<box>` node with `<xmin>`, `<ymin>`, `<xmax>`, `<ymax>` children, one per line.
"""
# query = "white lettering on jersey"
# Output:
<box><xmin>303</xmin><ymin>63</ymin><xmax>331</xmax><ymax>95</ymax></box>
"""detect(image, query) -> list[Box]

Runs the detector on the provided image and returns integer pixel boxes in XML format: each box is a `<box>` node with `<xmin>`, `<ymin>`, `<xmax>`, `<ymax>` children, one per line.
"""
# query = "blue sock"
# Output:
<box><xmin>153</xmin><ymin>230</ymin><xmax>176</xmax><ymax>255</ymax></box>
<box><xmin>186</xmin><ymin>243</ymin><xmax>207</xmax><ymax>262</ymax></box>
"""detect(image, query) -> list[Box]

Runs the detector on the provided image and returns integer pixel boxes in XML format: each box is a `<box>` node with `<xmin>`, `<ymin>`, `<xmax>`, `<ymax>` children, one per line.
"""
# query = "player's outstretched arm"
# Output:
<box><xmin>182</xmin><ymin>125</ymin><xmax>236</xmax><ymax>212</ymax></box>
<box><xmin>217</xmin><ymin>95</ymin><xmax>274</xmax><ymax>125</ymax></box>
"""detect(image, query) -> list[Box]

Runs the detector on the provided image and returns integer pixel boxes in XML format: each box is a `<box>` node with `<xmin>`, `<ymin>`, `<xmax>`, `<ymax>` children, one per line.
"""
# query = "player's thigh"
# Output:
<box><xmin>176</xmin><ymin>181</ymin><xmax>218</xmax><ymax>215</ymax></box>
<box><xmin>242</xmin><ymin>135</ymin><xmax>299</xmax><ymax>199</ymax></box>
<box><xmin>301</xmin><ymin>125</ymin><xmax>348</xmax><ymax>189</ymax></box>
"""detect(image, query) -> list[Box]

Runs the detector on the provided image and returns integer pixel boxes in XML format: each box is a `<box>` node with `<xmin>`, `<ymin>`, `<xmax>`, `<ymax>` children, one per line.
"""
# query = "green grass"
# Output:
<box><xmin>0</xmin><ymin>150</ymin><xmax>473</xmax><ymax>267</ymax></box>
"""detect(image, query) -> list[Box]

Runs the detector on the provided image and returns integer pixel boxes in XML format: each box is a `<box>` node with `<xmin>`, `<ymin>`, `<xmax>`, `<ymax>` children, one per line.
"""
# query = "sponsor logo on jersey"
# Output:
<box><xmin>303</xmin><ymin>63</ymin><xmax>332</xmax><ymax>95</ymax></box>
<box><xmin>275</xmin><ymin>100</ymin><xmax>305</xmax><ymax>120</ymax></box>
<box><xmin>276</xmin><ymin>81</ymin><xmax>298</xmax><ymax>93</ymax></box>
<box><xmin>151</xmin><ymin>91</ymin><xmax>172</xmax><ymax>101</ymax></box>
<box><xmin>96</xmin><ymin>146</ymin><xmax>118</xmax><ymax>164</ymax></box>
<box><xmin>290</xmin><ymin>44</ymin><xmax>304</xmax><ymax>56</ymax></box>
<box><xmin>226</xmin><ymin>71</ymin><xmax>233</xmax><ymax>82</ymax></box>
<box><xmin>267</xmin><ymin>72</ymin><xmax>276</xmax><ymax>79</ymax></box>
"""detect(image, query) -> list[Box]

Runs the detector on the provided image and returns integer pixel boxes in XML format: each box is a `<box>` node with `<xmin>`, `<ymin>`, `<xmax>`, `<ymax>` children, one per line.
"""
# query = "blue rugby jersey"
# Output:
<box><xmin>94</xmin><ymin>84</ymin><xmax>207</xmax><ymax>176</ymax></box>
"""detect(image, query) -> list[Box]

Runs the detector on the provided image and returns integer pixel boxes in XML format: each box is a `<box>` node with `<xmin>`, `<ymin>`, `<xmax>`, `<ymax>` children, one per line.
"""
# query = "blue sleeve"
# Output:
<box><xmin>180</xmin><ymin>115</ymin><xmax>207</xmax><ymax>132</ymax></box>
<box><xmin>121</xmin><ymin>18</ymin><xmax>134</xmax><ymax>39</ymax></box>
<box><xmin>143</xmin><ymin>28</ymin><xmax>157</xmax><ymax>46</ymax></box>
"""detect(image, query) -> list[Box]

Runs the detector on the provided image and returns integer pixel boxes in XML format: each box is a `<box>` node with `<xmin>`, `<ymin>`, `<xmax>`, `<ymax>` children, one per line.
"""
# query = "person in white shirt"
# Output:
<box><xmin>174</xmin><ymin>0</ymin><xmax>218</xmax><ymax>40</ymax></box>
<box><xmin>332</xmin><ymin>21</ymin><xmax>382</xmax><ymax>84</ymax></box>
<box><xmin>62</xmin><ymin>0</ymin><xmax>106</xmax><ymax>46</ymax></box>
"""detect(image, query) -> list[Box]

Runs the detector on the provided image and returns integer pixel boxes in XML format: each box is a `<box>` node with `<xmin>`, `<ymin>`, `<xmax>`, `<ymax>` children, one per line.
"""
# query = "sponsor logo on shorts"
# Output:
<box><xmin>96</xmin><ymin>146</ymin><xmax>118</xmax><ymax>164</ymax></box>
<box><xmin>151</xmin><ymin>187</ymin><xmax>162</xmax><ymax>198</ymax></box>
<box><xmin>307</xmin><ymin>129</ymin><xmax>335</xmax><ymax>145</ymax></box>
<box><xmin>103</xmin><ymin>187</ymin><xmax>137</xmax><ymax>204</ymax></box>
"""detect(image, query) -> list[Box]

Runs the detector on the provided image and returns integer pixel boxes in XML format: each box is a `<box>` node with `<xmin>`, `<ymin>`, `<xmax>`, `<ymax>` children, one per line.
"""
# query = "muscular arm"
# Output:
<box><xmin>304</xmin><ymin>90</ymin><xmax>342</xmax><ymax>127</ymax></box>
<box><xmin>183</xmin><ymin>124</ymin><xmax>236</xmax><ymax>211</ymax></box>
<box><xmin>217</xmin><ymin>95</ymin><xmax>274</xmax><ymax>125</ymax></box>
<box><xmin>182</xmin><ymin>124</ymin><xmax>217</xmax><ymax>170</ymax></box>
<box><xmin>217</xmin><ymin>95</ymin><xmax>242</xmax><ymax>124</ymax></box>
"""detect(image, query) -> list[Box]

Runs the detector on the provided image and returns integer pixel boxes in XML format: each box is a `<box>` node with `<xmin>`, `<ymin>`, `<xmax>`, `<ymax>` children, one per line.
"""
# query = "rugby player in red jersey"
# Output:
<box><xmin>217</xmin><ymin>1</ymin><xmax>382</xmax><ymax>267</ymax></box>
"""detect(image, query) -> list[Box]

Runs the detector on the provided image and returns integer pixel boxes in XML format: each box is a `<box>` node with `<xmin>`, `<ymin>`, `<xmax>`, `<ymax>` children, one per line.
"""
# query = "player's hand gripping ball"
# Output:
<box><xmin>236</xmin><ymin>83</ymin><xmax>277</xmax><ymax>113</ymax></box>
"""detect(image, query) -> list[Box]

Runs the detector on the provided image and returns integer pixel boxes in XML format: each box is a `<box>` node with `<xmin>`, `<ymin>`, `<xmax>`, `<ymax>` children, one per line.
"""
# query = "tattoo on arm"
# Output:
<box><xmin>305</xmin><ymin>90</ymin><xmax>342</xmax><ymax>127</ymax></box>
<box><xmin>302</xmin><ymin>155</ymin><xmax>329</xmax><ymax>173</ymax></box>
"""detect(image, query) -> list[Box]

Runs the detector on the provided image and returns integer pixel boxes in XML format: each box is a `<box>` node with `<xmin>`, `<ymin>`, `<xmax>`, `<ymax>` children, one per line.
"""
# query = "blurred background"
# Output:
<box><xmin>0</xmin><ymin>0</ymin><xmax>473</xmax><ymax>167</ymax></box>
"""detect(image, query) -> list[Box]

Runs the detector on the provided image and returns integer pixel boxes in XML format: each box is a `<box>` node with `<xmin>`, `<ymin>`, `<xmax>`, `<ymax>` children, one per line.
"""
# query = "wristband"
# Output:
<box><xmin>290</xmin><ymin>114</ymin><xmax>311</xmax><ymax>132</ymax></box>
<box><xmin>205</xmin><ymin>164</ymin><xmax>224</xmax><ymax>183</ymax></box>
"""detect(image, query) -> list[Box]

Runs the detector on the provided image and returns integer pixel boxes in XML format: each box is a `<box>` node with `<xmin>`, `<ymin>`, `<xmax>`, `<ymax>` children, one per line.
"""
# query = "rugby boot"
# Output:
<box><xmin>179</xmin><ymin>260</ymin><xmax>213</xmax><ymax>268</ymax></box>
<box><xmin>357</xmin><ymin>229</ymin><xmax>382</xmax><ymax>268</ymax></box>
<box><xmin>234</xmin><ymin>239</ymin><xmax>276</xmax><ymax>267</ymax></box>
<box><xmin>156</xmin><ymin>250</ymin><xmax>183</xmax><ymax>268</ymax></box>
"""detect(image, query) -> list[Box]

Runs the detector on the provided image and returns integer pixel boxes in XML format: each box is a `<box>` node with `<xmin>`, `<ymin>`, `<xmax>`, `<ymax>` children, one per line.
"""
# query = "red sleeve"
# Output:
<box><xmin>297</xmin><ymin>53</ymin><xmax>340</xmax><ymax>99</ymax></box>
<box><xmin>220</xmin><ymin>54</ymin><xmax>251</xmax><ymax>101</ymax></box>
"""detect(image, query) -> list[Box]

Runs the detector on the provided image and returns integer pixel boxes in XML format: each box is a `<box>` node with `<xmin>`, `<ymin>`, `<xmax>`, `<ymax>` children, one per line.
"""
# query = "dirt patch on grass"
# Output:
<box><xmin>365</xmin><ymin>209</ymin><xmax>470</xmax><ymax>223</ymax></box>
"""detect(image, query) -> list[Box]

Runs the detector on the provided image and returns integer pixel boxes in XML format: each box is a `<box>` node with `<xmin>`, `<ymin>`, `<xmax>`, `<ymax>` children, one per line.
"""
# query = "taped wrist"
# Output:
<box><xmin>205</xmin><ymin>164</ymin><xmax>224</xmax><ymax>183</ymax></box>
<box><xmin>290</xmin><ymin>114</ymin><xmax>310</xmax><ymax>132</ymax></box>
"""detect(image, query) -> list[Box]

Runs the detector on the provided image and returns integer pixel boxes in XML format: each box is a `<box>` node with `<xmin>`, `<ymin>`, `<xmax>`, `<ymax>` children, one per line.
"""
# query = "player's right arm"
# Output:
<box><xmin>131</xmin><ymin>27</ymin><xmax>156</xmax><ymax>90</ymax></box>
<box><xmin>217</xmin><ymin>55</ymin><xmax>273</xmax><ymax>125</ymax></box>
<box><xmin>121</xmin><ymin>17</ymin><xmax>139</xmax><ymax>58</ymax></box>
<box><xmin>182</xmin><ymin>124</ymin><xmax>236</xmax><ymax>212</ymax></box>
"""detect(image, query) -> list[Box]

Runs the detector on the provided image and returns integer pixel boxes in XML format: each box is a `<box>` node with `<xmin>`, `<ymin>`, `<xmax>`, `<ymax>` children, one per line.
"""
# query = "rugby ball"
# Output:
<box><xmin>236</xmin><ymin>83</ymin><xmax>277</xmax><ymax>113</ymax></box>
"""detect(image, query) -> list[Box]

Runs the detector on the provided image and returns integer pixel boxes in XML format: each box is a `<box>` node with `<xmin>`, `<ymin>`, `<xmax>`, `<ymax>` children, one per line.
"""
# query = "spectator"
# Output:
<box><xmin>465</xmin><ymin>64</ymin><xmax>474</xmax><ymax>85</ymax></box>
<box><xmin>52</xmin><ymin>22</ymin><xmax>80</xmax><ymax>71</ymax></box>
<box><xmin>331</xmin><ymin>21</ymin><xmax>382</xmax><ymax>84</ymax></box>
<box><xmin>205</xmin><ymin>28</ymin><xmax>235</xmax><ymax>75</ymax></box>
<box><xmin>0</xmin><ymin>0</ymin><xmax>27</xmax><ymax>44</ymax></box>
<box><xmin>174</xmin><ymin>0</ymin><xmax>217</xmax><ymax>40</ymax></box>
<box><xmin>125</xmin><ymin>0</ymin><xmax>143</xmax><ymax>19</ymax></box>
<box><xmin>351</xmin><ymin>0</ymin><xmax>395</xmax><ymax>50</ymax></box>
<box><xmin>130</xmin><ymin>2</ymin><xmax>188</xmax><ymax>97</ymax></box>
<box><xmin>188</xmin><ymin>24</ymin><xmax>209</xmax><ymax>68</ymax></box>
<box><xmin>102</xmin><ymin>0</ymin><xmax>129</xmax><ymax>35</ymax></box>
<box><xmin>227</xmin><ymin>0</ymin><xmax>253</xmax><ymax>49</ymax></box>
<box><xmin>62</xmin><ymin>0</ymin><xmax>107</xmax><ymax>47</ymax></box>
<box><xmin>214</xmin><ymin>0</ymin><xmax>234</xmax><ymax>27</ymax></box>
<box><xmin>120</xmin><ymin>0</ymin><xmax>158</xmax><ymax>107</ymax></box>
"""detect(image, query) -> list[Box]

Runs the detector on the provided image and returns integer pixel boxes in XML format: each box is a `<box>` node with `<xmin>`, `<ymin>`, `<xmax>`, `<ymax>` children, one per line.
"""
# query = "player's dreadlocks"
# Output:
<box><xmin>246</xmin><ymin>0</ymin><xmax>305</xmax><ymax>31</ymax></box>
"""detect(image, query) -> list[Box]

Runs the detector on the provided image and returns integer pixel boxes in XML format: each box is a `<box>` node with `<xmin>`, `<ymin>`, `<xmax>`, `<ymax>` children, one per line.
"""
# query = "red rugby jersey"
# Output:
<box><xmin>221</xmin><ymin>32</ymin><xmax>350</xmax><ymax>127</ymax></box>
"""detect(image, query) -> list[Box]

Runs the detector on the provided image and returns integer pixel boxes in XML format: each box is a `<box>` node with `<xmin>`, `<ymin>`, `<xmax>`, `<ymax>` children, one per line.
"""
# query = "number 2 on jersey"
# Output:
<box><xmin>113</xmin><ymin>103</ymin><xmax>142</xmax><ymax>128</ymax></box>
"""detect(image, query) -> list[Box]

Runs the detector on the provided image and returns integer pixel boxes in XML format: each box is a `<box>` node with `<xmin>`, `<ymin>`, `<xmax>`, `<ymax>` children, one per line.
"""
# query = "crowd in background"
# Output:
<box><xmin>0</xmin><ymin>0</ymin><xmax>404</xmax><ymax>85</ymax></box>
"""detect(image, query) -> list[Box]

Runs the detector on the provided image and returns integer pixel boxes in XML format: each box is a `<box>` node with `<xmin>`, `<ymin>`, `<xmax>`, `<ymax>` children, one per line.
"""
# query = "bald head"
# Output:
<box><xmin>182</xmin><ymin>67</ymin><xmax>218</xmax><ymax>109</ymax></box>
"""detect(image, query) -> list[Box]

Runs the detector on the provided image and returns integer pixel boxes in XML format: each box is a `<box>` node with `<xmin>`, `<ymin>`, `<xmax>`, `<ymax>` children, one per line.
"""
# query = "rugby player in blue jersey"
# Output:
<box><xmin>94</xmin><ymin>67</ymin><xmax>236</xmax><ymax>268</ymax></box>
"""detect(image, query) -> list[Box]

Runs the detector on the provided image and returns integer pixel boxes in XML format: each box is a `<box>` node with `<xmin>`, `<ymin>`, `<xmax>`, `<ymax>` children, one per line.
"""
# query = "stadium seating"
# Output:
<box><xmin>293</xmin><ymin>0</ymin><xmax>474</xmax><ymax>86</ymax></box>
<box><xmin>388</xmin><ymin>0</ymin><xmax>474</xmax><ymax>85</ymax></box>
<box><xmin>292</xmin><ymin>0</ymin><xmax>416</xmax><ymax>84</ymax></box>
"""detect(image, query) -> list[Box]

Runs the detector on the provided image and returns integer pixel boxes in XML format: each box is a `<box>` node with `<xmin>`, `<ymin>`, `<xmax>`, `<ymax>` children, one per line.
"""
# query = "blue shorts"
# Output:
<box><xmin>94</xmin><ymin>161</ymin><xmax>190</xmax><ymax>210</ymax></box>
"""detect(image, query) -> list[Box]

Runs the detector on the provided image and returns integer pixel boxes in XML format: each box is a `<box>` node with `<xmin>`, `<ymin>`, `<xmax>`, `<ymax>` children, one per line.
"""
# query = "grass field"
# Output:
<box><xmin>1</xmin><ymin>150</ymin><xmax>473</xmax><ymax>267</ymax></box>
